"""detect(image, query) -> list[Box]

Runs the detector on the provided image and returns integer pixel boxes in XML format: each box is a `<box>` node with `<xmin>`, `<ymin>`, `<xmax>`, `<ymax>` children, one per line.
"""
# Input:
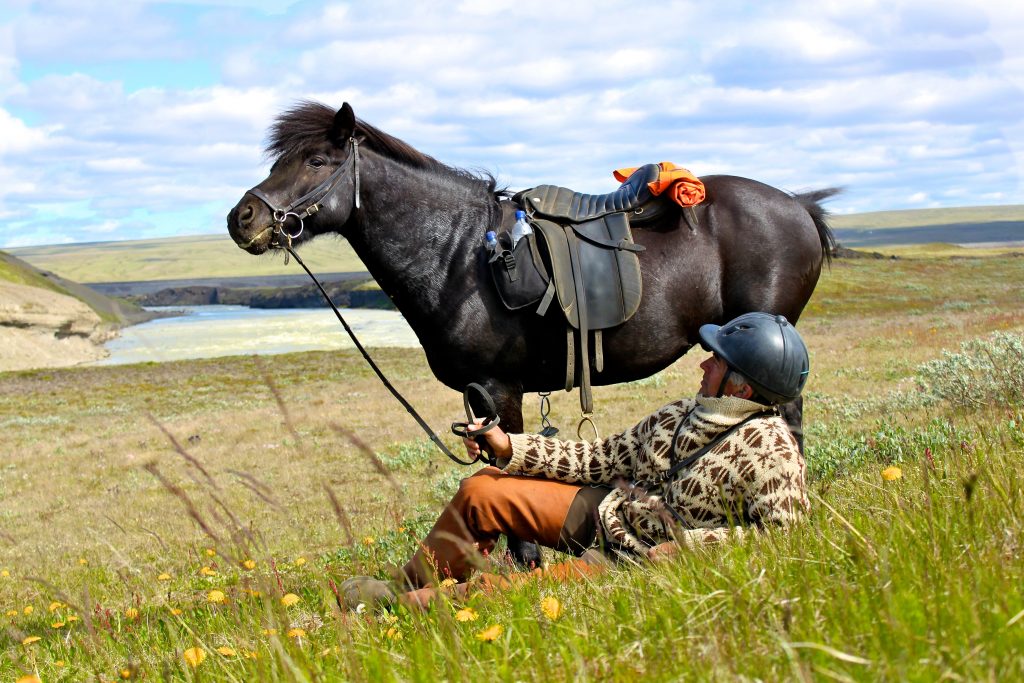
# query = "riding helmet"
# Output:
<box><xmin>698</xmin><ymin>312</ymin><xmax>810</xmax><ymax>404</ymax></box>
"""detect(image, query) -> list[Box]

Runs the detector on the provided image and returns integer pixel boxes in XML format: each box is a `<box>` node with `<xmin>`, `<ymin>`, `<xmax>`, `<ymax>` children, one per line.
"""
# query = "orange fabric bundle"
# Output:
<box><xmin>613</xmin><ymin>161</ymin><xmax>705</xmax><ymax>208</ymax></box>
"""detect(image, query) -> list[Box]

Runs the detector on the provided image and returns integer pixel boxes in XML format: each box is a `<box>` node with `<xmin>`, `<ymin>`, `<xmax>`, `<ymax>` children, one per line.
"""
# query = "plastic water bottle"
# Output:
<box><xmin>510</xmin><ymin>210</ymin><xmax>533</xmax><ymax>248</ymax></box>
<box><xmin>484</xmin><ymin>230</ymin><xmax>498</xmax><ymax>251</ymax></box>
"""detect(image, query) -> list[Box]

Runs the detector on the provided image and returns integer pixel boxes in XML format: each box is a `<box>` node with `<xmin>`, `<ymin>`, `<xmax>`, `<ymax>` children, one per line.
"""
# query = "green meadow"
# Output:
<box><xmin>1</xmin><ymin>250</ymin><xmax>1023</xmax><ymax>681</ymax></box>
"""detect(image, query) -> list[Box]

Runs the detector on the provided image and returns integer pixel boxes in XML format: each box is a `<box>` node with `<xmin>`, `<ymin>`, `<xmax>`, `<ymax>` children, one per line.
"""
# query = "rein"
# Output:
<box><xmin>284</xmin><ymin>245</ymin><xmax>479</xmax><ymax>467</ymax></box>
<box><xmin>244</xmin><ymin>138</ymin><xmax>479</xmax><ymax>467</ymax></box>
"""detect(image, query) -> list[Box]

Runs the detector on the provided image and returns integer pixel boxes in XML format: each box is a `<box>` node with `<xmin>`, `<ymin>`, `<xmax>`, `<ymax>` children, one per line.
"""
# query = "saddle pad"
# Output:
<box><xmin>533</xmin><ymin>214</ymin><xmax>642</xmax><ymax>331</ymax></box>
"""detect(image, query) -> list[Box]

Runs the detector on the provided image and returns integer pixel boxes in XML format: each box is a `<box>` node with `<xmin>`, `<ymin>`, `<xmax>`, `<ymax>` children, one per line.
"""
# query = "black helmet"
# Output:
<box><xmin>698</xmin><ymin>312</ymin><xmax>809</xmax><ymax>404</ymax></box>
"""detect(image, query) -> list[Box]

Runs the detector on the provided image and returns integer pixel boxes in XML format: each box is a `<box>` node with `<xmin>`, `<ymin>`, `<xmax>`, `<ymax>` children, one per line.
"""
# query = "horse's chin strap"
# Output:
<box><xmin>246</xmin><ymin>136</ymin><xmax>361</xmax><ymax>244</ymax></box>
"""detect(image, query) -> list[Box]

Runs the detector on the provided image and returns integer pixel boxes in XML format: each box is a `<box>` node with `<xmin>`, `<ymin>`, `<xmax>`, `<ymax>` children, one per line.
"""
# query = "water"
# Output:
<box><xmin>93</xmin><ymin>305</ymin><xmax>420</xmax><ymax>365</ymax></box>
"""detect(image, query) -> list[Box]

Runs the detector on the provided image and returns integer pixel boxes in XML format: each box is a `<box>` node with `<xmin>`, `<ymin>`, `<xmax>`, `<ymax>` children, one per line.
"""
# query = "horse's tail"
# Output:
<box><xmin>794</xmin><ymin>188</ymin><xmax>841</xmax><ymax>266</ymax></box>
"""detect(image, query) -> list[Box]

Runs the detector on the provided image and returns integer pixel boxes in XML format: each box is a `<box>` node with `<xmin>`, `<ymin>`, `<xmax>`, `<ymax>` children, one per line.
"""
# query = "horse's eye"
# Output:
<box><xmin>308</xmin><ymin>157</ymin><xmax>326</xmax><ymax>169</ymax></box>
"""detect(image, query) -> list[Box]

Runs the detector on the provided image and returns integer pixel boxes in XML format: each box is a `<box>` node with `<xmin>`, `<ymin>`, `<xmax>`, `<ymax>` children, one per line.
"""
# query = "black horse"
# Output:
<box><xmin>227</xmin><ymin>101</ymin><xmax>836</xmax><ymax>560</ymax></box>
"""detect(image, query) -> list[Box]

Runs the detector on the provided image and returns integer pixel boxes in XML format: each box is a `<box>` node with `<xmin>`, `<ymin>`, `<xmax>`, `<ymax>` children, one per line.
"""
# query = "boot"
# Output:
<box><xmin>338</xmin><ymin>576</ymin><xmax>396</xmax><ymax>611</ymax></box>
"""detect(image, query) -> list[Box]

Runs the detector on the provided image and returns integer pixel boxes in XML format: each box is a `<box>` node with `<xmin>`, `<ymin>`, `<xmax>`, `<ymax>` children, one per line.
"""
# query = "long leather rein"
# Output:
<box><xmin>243</xmin><ymin>137</ymin><xmax>480</xmax><ymax>467</ymax></box>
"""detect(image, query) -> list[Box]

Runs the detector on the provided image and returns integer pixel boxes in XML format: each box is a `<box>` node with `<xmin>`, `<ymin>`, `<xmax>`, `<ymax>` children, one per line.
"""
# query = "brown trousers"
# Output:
<box><xmin>400</xmin><ymin>466</ymin><xmax>608</xmax><ymax>589</ymax></box>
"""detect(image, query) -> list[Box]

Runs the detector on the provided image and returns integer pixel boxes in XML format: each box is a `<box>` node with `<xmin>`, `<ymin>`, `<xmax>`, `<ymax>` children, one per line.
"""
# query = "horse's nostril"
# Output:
<box><xmin>240</xmin><ymin>203</ymin><xmax>255</xmax><ymax>223</ymax></box>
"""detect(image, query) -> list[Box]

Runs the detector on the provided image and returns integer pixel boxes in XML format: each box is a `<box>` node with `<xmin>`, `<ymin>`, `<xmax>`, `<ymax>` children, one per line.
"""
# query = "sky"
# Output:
<box><xmin>0</xmin><ymin>0</ymin><xmax>1022</xmax><ymax>248</ymax></box>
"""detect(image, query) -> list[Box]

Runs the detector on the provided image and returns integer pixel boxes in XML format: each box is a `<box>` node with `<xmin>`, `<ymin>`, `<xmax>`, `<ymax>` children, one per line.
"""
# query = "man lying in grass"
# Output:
<box><xmin>343</xmin><ymin>312</ymin><xmax>811</xmax><ymax>609</ymax></box>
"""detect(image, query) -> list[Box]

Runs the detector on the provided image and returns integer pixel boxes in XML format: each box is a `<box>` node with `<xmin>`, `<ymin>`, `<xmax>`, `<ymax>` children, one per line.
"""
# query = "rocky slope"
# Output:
<box><xmin>0</xmin><ymin>250</ymin><xmax>151</xmax><ymax>372</ymax></box>
<box><xmin>0</xmin><ymin>281</ymin><xmax>116</xmax><ymax>371</ymax></box>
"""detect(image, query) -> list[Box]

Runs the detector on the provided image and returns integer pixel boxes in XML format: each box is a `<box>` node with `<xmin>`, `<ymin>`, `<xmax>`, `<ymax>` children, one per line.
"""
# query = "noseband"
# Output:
<box><xmin>245</xmin><ymin>136</ymin><xmax>361</xmax><ymax>244</ymax></box>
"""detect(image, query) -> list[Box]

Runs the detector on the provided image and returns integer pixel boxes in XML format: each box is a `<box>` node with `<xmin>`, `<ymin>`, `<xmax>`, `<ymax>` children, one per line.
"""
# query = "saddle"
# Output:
<box><xmin>490</xmin><ymin>164</ymin><xmax>674</xmax><ymax>415</ymax></box>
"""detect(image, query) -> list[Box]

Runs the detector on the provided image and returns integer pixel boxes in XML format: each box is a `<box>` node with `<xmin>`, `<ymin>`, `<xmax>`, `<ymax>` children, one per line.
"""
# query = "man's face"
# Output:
<box><xmin>698</xmin><ymin>353</ymin><xmax>730</xmax><ymax>397</ymax></box>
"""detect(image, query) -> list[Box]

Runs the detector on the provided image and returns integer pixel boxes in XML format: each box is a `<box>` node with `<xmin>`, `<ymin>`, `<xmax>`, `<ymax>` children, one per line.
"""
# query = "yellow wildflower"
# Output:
<box><xmin>21</xmin><ymin>635</ymin><xmax>42</xmax><ymax>645</ymax></box>
<box><xmin>294</xmin><ymin>557</ymin><xmax>307</xmax><ymax>567</ymax></box>
<box><xmin>287</xmin><ymin>628</ymin><xmax>306</xmax><ymax>639</ymax></box>
<box><xmin>385</xmin><ymin>626</ymin><xmax>402</xmax><ymax>641</ymax></box>
<box><xmin>540</xmin><ymin>596</ymin><xmax>563</xmax><ymax>620</ymax></box>
<box><xmin>23</xmin><ymin>606</ymin><xmax>33</xmax><ymax>616</ymax></box>
<box><xmin>244</xmin><ymin>650</ymin><xmax>260</xmax><ymax>659</ymax></box>
<box><xmin>0</xmin><ymin>568</ymin><xmax>9</xmax><ymax>578</ymax></box>
<box><xmin>157</xmin><ymin>573</ymin><xmax>171</xmax><ymax>581</ymax></box>
<box><xmin>66</xmin><ymin>615</ymin><xmax>79</xmax><ymax>622</ymax></box>
<box><xmin>199</xmin><ymin>566</ymin><xmax>217</xmax><ymax>577</ymax></box>
<box><xmin>205</xmin><ymin>548</ymin><xmax>216</xmax><ymax>557</ymax></box>
<box><xmin>51</xmin><ymin>621</ymin><xmax>66</xmax><ymax>628</ymax></box>
<box><xmin>169</xmin><ymin>608</ymin><xmax>183</xmax><ymax>616</ymax></box>
<box><xmin>439</xmin><ymin>577</ymin><xmax>458</xmax><ymax>590</ymax></box>
<box><xmin>6</xmin><ymin>609</ymin><xmax>17</xmax><ymax>617</ymax></box>
<box><xmin>183</xmin><ymin>647</ymin><xmax>206</xmax><ymax>668</ymax></box>
<box><xmin>216</xmin><ymin>646</ymin><xmax>237</xmax><ymax>656</ymax></box>
<box><xmin>16</xmin><ymin>676</ymin><xmax>42</xmax><ymax>683</ymax></box>
<box><xmin>242</xmin><ymin>559</ymin><xmax>256</xmax><ymax>570</ymax></box>
<box><xmin>207</xmin><ymin>590</ymin><xmax>227</xmax><ymax>604</ymax></box>
<box><xmin>262</xmin><ymin>628</ymin><xmax>278</xmax><ymax>636</ymax></box>
<box><xmin>881</xmin><ymin>466</ymin><xmax>903</xmax><ymax>481</ymax></box>
<box><xmin>48</xmin><ymin>601</ymin><xmax>63</xmax><ymax>612</ymax></box>
<box><xmin>475</xmin><ymin>624</ymin><xmax>503</xmax><ymax>642</ymax></box>
<box><xmin>125</xmin><ymin>608</ymin><xmax>139</xmax><ymax>620</ymax></box>
<box><xmin>362</xmin><ymin>536</ymin><xmax>375</xmax><ymax>546</ymax></box>
<box><xmin>455</xmin><ymin>607</ymin><xmax>479</xmax><ymax>622</ymax></box>
<box><xmin>78</xmin><ymin>558</ymin><xmax>88</xmax><ymax>566</ymax></box>
<box><xmin>55</xmin><ymin>660</ymin><xmax>65</xmax><ymax>666</ymax></box>
<box><xmin>280</xmin><ymin>593</ymin><xmax>300</xmax><ymax>607</ymax></box>
<box><xmin>246</xmin><ymin>589</ymin><xmax>262</xmax><ymax>597</ymax></box>
<box><xmin>120</xmin><ymin>669</ymin><xmax>132</xmax><ymax>679</ymax></box>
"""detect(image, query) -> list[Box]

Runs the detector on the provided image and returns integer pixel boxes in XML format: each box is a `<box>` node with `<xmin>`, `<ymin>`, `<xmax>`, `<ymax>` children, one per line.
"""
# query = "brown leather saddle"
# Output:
<box><xmin>489</xmin><ymin>164</ymin><xmax>675</xmax><ymax>414</ymax></box>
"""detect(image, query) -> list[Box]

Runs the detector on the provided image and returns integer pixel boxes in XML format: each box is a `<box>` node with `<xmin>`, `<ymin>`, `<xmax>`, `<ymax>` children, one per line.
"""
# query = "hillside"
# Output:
<box><xmin>0</xmin><ymin>251</ymin><xmax>153</xmax><ymax>372</ymax></box>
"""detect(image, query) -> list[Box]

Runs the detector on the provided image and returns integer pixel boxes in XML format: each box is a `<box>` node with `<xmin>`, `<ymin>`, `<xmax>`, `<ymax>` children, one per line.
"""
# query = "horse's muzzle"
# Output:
<box><xmin>227</xmin><ymin>199</ymin><xmax>273</xmax><ymax>254</ymax></box>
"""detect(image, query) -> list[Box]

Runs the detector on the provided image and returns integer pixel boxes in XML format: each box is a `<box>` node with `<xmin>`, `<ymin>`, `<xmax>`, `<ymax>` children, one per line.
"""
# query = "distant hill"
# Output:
<box><xmin>9</xmin><ymin>233</ymin><xmax>364</xmax><ymax>284</ymax></box>
<box><xmin>829</xmin><ymin>204</ymin><xmax>1024</xmax><ymax>230</ymax></box>
<box><xmin>8</xmin><ymin>204</ymin><xmax>1024</xmax><ymax>283</ymax></box>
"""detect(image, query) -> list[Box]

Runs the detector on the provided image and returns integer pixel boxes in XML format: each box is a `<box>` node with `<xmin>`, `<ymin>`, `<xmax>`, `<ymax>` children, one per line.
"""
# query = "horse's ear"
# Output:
<box><xmin>331</xmin><ymin>102</ymin><xmax>356</xmax><ymax>145</ymax></box>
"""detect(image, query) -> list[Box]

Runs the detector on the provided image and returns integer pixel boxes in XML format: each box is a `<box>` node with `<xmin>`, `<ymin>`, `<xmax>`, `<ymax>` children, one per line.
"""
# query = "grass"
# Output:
<box><xmin>1</xmin><ymin>254</ymin><xmax>1023</xmax><ymax>680</ymax></box>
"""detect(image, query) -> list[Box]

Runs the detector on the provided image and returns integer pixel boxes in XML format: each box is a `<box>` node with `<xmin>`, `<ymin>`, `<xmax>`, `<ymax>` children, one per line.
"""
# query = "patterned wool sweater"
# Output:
<box><xmin>505</xmin><ymin>395</ymin><xmax>809</xmax><ymax>555</ymax></box>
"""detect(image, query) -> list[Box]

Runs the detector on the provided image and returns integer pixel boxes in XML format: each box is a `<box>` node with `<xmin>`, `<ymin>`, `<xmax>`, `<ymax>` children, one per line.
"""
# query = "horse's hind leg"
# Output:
<box><xmin>779</xmin><ymin>397</ymin><xmax>804</xmax><ymax>454</ymax></box>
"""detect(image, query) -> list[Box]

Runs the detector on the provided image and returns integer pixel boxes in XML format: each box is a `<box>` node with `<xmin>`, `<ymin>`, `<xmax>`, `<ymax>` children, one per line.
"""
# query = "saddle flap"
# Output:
<box><xmin>574</xmin><ymin>213</ymin><xmax>642</xmax><ymax>329</ymax></box>
<box><xmin>532</xmin><ymin>214</ymin><xmax>642</xmax><ymax>331</ymax></box>
<box><xmin>532</xmin><ymin>219</ymin><xmax>579</xmax><ymax>327</ymax></box>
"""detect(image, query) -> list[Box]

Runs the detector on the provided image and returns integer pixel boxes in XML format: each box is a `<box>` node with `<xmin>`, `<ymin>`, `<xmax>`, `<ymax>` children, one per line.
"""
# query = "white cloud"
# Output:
<box><xmin>0</xmin><ymin>0</ymin><xmax>1021</xmax><ymax>247</ymax></box>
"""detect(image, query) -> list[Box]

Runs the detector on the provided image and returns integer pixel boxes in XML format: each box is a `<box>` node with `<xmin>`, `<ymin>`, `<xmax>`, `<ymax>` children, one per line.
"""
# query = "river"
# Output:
<box><xmin>92</xmin><ymin>305</ymin><xmax>420</xmax><ymax>365</ymax></box>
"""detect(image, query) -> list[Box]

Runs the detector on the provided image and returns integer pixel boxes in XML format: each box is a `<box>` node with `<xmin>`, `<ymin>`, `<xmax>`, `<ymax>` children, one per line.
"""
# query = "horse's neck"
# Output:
<box><xmin>342</xmin><ymin>155</ymin><xmax>495</xmax><ymax>324</ymax></box>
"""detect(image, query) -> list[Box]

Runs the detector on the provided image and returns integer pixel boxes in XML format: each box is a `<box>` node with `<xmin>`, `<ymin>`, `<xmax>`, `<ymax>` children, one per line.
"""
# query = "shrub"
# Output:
<box><xmin>915</xmin><ymin>331</ymin><xmax>1024</xmax><ymax>409</ymax></box>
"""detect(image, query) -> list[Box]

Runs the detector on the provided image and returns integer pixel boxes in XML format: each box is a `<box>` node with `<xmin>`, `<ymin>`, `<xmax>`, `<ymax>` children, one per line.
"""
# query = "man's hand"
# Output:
<box><xmin>461</xmin><ymin>419</ymin><xmax>512</xmax><ymax>466</ymax></box>
<box><xmin>647</xmin><ymin>541</ymin><xmax>680</xmax><ymax>562</ymax></box>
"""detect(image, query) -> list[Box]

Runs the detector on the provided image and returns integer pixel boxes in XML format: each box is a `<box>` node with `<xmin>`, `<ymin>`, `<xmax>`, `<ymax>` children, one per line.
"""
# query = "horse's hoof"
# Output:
<box><xmin>505</xmin><ymin>537</ymin><xmax>543</xmax><ymax>570</ymax></box>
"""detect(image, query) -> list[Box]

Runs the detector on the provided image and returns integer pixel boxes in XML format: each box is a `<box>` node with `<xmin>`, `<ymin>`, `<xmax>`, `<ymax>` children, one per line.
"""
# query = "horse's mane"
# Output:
<box><xmin>265</xmin><ymin>101</ymin><xmax>500</xmax><ymax>194</ymax></box>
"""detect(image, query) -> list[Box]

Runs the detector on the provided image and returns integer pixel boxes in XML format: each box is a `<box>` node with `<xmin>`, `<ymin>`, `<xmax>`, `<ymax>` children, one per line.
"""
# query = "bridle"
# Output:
<box><xmin>243</xmin><ymin>136</ymin><xmax>361</xmax><ymax>247</ymax></box>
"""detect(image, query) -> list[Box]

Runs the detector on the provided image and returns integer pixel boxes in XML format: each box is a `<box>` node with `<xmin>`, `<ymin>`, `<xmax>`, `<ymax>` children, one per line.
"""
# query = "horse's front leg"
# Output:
<box><xmin>470</xmin><ymin>379</ymin><xmax>544</xmax><ymax>569</ymax></box>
